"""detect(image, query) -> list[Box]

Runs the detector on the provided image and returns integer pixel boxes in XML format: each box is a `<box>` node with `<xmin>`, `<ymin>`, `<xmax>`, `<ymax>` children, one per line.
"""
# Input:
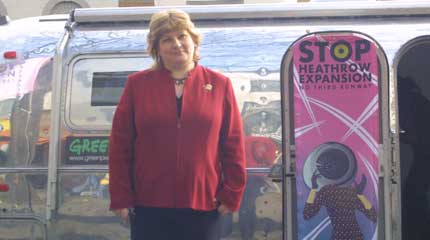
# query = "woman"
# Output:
<box><xmin>108</xmin><ymin>9</ymin><xmax>246</xmax><ymax>240</ymax></box>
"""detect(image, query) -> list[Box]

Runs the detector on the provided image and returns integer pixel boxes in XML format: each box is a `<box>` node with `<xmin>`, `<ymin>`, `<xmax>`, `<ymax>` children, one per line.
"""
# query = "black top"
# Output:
<box><xmin>176</xmin><ymin>96</ymin><xmax>183</xmax><ymax>118</ymax></box>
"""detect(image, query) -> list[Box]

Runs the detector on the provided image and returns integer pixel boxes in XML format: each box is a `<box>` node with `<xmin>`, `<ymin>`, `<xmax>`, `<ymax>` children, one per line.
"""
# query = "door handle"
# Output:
<box><xmin>268</xmin><ymin>163</ymin><xmax>283</xmax><ymax>182</ymax></box>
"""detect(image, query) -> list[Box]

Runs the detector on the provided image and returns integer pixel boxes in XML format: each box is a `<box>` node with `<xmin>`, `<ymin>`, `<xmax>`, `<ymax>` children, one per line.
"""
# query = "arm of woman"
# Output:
<box><xmin>303</xmin><ymin>189</ymin><xmax>323</xmax><ymax>220</ymax></box>
<box><xmin>354</xmin><ymin>175</ymin><xmax>377</xmax><ymax>222</ymax></box>
<box><xmin>109</xmin><ymin>75</ymin><xmax>137</xmax><ymax>211</ymax></box>
<box><xmin>303</xmin><ymin>172</ymin><xmax>322</xmax><ymax>220</ymax></box>
<box><xmin>356</xmin><ymin>194</ymin><xmax>377</xmax><ymax>223</ymax></box>
<box><xmin>216</xmin><ymin>78</ymin><xmax>246</xmax><ymax>212</ymax></box>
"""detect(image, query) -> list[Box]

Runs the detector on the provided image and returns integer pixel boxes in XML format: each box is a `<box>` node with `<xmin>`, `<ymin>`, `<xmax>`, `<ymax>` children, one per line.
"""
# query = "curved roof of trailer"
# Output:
<box><xmin>71</xmin><ymin>1</ymin><xmax>430</xmax><ymax>24</ymax></box>
<box><xmin>65</xmin><ymin>16</ymin><xmax>430</xmax><ymax>72</ymax></box>
<box><xmin>0</xmin><ymin>15</ymin><xmax>66</xmax><ymax>59</ymax></box>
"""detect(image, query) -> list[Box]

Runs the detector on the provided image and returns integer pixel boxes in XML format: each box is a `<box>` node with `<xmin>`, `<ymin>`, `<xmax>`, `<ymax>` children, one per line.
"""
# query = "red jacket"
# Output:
<box><xmin>109</xmin><ymin>64</ymin><xmax>246</xmax><ymax>212</ymax></box>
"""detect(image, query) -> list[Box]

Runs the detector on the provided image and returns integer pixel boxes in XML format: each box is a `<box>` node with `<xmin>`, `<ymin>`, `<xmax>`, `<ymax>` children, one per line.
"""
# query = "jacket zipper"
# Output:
<box><xmin>175</xmin><ymin>117</ymin><xmax>181</xmax><ymax>208</ymax></box>
<box><xmin>174</xmin><ymin>86</ymin><xmax>183</xmax><ymax>208</ymax></box>
<box><xmin>173</xmin><ymin>75</ymin><xmax>186</xmax><ymax>208</ymax></box>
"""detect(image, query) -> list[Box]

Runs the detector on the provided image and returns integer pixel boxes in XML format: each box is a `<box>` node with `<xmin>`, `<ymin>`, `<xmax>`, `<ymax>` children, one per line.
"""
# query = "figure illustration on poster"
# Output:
<box><xmin>302</xmin><ymin>142</ymin><xmax>377</xmax><ymax>240</ymax></box>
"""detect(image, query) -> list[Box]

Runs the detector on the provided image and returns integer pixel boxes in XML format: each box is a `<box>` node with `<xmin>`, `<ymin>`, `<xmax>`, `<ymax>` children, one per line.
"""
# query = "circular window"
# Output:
<box><xmin>0</xmin><ymin>0</ymin><xmax>7</xmax><ymax>17</ymax></box>
<box><xmin>316</xmin><ymin>148</ymin><xmax>351</xmax><ymax>180</ymax></box>
<box><xmin>50</xmin><ymin>1</ymin><xmax>82</xmax><ymax>14</ymax></box>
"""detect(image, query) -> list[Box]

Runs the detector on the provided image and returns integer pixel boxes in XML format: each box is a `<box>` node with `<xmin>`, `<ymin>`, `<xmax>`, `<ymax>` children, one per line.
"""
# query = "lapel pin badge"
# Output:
<box><xmin>204</xmin><ymin>83</ymin><xmax>213</xmax><ymax>91</ymax></box>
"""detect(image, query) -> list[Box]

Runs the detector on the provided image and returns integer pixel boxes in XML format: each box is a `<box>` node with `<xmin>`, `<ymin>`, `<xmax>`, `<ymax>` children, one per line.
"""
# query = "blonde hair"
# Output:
<box><xmin>147</xmin><ymin>9</ymin><xmax>202</xmax><ymax>69</ymax></box>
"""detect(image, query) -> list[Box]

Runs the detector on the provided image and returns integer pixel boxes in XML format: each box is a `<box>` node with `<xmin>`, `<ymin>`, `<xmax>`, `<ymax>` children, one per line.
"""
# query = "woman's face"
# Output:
<box><xmin>158</xmin><ymin>30</ymin><xmax>195</xmax><ymax>70</ymax></box>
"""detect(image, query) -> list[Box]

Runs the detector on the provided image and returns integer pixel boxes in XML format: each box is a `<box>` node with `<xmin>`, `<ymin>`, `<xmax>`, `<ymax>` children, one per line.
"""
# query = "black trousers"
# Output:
<box><xmin>131</xmin><ymin>206</ymin><xmax>220</xmax><ymax>240</ymax></box>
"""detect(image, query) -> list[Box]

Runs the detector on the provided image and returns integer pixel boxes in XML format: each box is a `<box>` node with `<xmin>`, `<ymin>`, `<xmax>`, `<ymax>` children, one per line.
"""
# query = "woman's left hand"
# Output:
<box><xmin>217</xmin><ymin>203</ymin><xmax>232</xmax><ymax>215</ymax></box>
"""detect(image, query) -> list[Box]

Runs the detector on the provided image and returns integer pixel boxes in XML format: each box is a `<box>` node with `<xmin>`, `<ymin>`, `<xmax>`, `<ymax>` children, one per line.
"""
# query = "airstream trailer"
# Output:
<box><xmin>0</xmin><ymin>1</ymin><xmax>430</xmax><ymax>239</ymax></box>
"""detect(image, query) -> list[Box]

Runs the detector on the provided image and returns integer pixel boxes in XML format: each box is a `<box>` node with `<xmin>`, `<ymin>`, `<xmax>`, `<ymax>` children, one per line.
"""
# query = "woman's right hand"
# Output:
<box><xmin>311</xmin><ymin>171</ymin><xmax>320</xmax><ymax>189</ymax></box>
<box><xmin>113</xmin><ymin>208</ymin><xmax>129</xmax><ymax>221</ymax></box>
<box><xmin>217</xmin><ymin>203</ymin><xmax>232</xmax><ymax>215</ymax></box>
<box><xmin>355</xmin><ymin>174</ymin><xmax>367</xmax><ymax>195</ymax></box>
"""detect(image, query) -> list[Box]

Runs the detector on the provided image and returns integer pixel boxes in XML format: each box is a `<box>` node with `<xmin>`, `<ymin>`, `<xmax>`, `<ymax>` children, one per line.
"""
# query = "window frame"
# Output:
<box><xmin>64</xmin><ymin>53</ymin><xmax>152</xmax><ymax>132</ymax></box>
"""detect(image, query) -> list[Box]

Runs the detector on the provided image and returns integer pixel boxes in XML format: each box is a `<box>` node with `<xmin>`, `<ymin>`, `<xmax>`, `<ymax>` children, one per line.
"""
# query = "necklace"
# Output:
<box><xmin>173</xmin><ymin>76</ymin><xmax>187</xmax><ymax>85</ymax></box>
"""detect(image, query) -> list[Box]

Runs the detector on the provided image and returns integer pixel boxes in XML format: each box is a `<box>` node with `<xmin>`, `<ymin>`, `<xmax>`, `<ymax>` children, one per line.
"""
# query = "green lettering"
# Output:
<box><xmin>69</xmin><ymin>139</ymin><xmax>82</xmax><ymax>155</ymax></box>
<box><xmin>90</xmin><ymin>139</ymin><xmax>100</xmax><ymax>153</ymax></box>
<box><xmin>99</xmin><ymin>139</ymin><xmax>108</xmax><ymax>154</ymax></box>
<box><xmin>82</xmin><ymin>139</ymin><xmax>91</xmax><ymax>153</ymax></box>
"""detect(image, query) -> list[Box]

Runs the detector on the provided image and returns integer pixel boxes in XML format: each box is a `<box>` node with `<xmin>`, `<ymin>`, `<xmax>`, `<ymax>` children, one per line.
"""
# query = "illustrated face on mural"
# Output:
<box><xmin>316</xmin><ymin>147</ymin><xmax>351</xmax><ymax>181</ymax></box>
<box><xmin>303</xmin><ymin>142</ymin><xmax>357</xmax><ymax>189</ymax></box>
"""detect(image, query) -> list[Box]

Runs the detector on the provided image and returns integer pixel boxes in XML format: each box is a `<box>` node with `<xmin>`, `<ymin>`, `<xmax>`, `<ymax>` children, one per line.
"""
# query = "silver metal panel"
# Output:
<box><xmin>52</xmin><ymin>173</ymin><xmax>125</xmax><ymax>240</ymax></box>
<box><xmin>376</xmin><ymin>34</ymin><xmax>392</xmax><ymax>240</ymax></box>
<box><xmin>0</xmin><ymin>219</ymin><xmax>46</xmax><ymax>239</ymax></box>
<box><xmin>63</xmin><ymin>18</ymin><xmax>430</xmax><ymax>71</ymax></box>
<box><xmin>0</xmin><ymin>172</ymin><xmax>48</xmax><ymax>239</ymax></box>
<box><xmin>281</xmin><ymin>52</ymin><xmax>295</xmax><ymax>240</ymax></box>
<box><xmin>46</xmin><ymin>29</ymin><xmax>70</xmax><ymax>220</ymax></box>
<box><xmin>72</xmin><ymin>2</ymin><xmax>430</xmax><ymax>23</ymax></box>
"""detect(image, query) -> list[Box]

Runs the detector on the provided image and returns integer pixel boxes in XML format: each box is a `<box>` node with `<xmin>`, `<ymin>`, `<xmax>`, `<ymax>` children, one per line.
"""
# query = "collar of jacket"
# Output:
<box><xmin>159</xmin><ymin>62</ymin><xmax>201</xmax><ymax>84</ymax></box>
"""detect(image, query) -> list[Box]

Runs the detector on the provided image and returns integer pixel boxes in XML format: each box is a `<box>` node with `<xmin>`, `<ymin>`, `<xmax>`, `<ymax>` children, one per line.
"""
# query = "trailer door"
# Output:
<box><xmin>281</xmin><ymin>31</ymin><xmax>391</xmax><ymax>240</ymax></box>
<box><xmin>47</xmin><ymin>53</ymin><xmax>153</xmax><ymax>239</ymax></box>
<box><xmin>396</xmin><ymin>36</ymin><xmax>430</xmax><ymax>240</ymax></box>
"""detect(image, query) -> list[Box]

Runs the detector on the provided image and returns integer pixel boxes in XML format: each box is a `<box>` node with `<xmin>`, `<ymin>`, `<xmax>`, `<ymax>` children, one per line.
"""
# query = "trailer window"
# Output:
<box><xmin>91</xmin><ymin>71</ymin><xmax>134</xmax><ymax>106</ymax></box>
<box><xmin>66</xmin><ymin>56</ymin><xmax>151</xmax><ymax>131</ymax></box>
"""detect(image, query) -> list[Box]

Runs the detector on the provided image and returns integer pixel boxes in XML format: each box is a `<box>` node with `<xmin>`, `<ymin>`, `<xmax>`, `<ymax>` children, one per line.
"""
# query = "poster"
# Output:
<box><xmin>293</xmin><ymin>33</ymin><xmax>379</xmax><ymax>240</ymax></box>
